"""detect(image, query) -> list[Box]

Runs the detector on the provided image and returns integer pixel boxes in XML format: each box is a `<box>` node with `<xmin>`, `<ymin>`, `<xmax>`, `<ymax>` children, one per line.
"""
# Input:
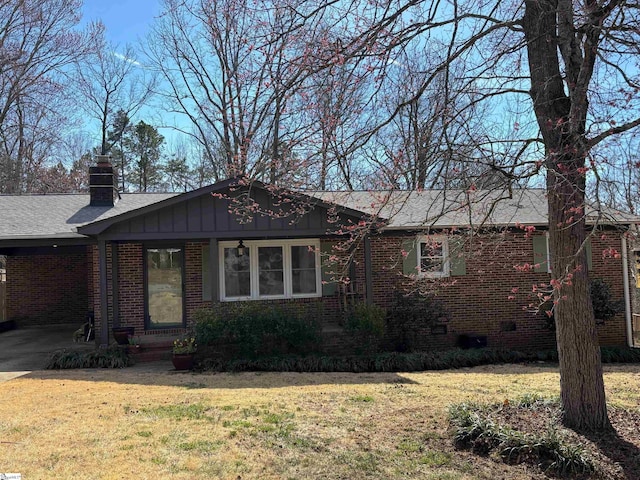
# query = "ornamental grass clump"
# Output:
<box><xmin>448</xmin><ymin>397</ymin><xmax>594</xmax><ymax>476</ymax></box>
<box><xmin>45</xmin><ymin>347</ymin><xmax>130</xmax><ymax>369</ymax></box>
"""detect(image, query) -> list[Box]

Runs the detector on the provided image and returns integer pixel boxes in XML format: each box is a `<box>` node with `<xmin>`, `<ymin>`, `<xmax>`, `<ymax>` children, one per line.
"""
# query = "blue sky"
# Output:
<box><xmin>81</xmin><ymin>0</ymin><xmax>160</xmax><ymax>45</ymax></box>
<box><xmin>79</xmin><ymin>0</ymin><xmax>188</xmax><ymax>147</ymax></box>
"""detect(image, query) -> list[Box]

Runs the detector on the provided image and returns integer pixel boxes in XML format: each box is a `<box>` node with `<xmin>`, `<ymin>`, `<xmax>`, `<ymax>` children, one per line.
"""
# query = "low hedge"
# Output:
<box><xmin>197</xmin><ymin>346</ymin><xmax>640</xmax><ymax>373</ymax></box>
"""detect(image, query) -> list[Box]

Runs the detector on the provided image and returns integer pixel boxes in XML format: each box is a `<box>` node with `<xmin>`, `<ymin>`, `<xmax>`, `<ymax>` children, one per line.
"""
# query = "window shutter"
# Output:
<box><xmin>449</xmin><ymin>237</ymin><xmax>466</xmax><ymax>276</ymax></box>
<box><xmin>202</xmin><ymin>245</ymin><xmax>211</xmax><ymax>301</ymax></box>
<box><xmin>321</xmin><ymin>241</ymin><xmax>338</xmax><ymax>296</ymax></box>
<box><xmin>585</xmin><ymin>237</ymin><xmax>593</xmax><ymax>271</ymax></box>
<box><xmin>532</xmin><ymin>236</ymin><xmax>548</xmax><ymax>273</ymax></box>
<box><xmin>402</xmin><ymin>238</ymin><xmax>418</xmax><ymax>276</ymax></box>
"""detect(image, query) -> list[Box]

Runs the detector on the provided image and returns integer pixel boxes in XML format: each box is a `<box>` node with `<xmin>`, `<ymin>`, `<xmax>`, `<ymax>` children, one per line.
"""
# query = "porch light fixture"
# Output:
<box><xmin>237</xmin><ymin>240</ymin><xmax>246</xmax><ymax>256</ymax></box>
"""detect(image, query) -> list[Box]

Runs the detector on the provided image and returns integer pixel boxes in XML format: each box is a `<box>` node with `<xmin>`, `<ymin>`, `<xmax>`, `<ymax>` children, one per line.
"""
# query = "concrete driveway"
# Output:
<box><xmin>0</xmin><ymin>323</ymin><xmax>94</xmax><ymax>382</ymax></box>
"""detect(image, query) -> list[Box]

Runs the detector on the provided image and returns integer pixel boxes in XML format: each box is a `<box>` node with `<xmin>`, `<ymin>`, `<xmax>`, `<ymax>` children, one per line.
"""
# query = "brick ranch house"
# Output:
<box><xmin>0</xmin><ymin>159</ymin><xmax>639</xmax><ymax>353</ymax></box>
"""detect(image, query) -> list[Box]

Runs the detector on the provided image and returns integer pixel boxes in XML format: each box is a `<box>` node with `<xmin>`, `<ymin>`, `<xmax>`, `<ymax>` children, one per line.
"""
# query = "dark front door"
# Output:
<box><xmin>145</xmin><ymin>247</ymin><xmax>184</xmax><ymax>329</ymax></box>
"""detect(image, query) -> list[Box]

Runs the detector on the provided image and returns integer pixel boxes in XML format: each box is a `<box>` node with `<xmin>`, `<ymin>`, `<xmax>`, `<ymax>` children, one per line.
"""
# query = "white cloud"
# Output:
<box><xmin>112</xmin><ymin>52</ymin><xmax>142</xmax><ymax>67</ymax></box>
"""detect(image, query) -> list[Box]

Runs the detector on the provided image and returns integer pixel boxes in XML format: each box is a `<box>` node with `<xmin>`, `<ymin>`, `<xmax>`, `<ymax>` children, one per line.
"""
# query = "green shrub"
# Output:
<box><xmin>193</xmin><ymin>303</ymin><xmax>322</xmax><ymax>358</ymax></box>
<box><xmin>45</xmin><ymin>347</ymin><xmax>130</xmax><ymax>369</ymax></box>
<box><xmin>345</xmin><ymin>302</ymin><xmax>386</xmax><ymax>354</ymax></box>
<box><xmin>388</xmin><ymin>290</ymin><xmax>449</xmax><ymax>351</ymax></box>
<box><xmin>591</xmin><ymin>278</ymin><xmax>624</xmax><ymax>322</ymax></box>
<box><xmin>543</xmin><ymin>278</ymin><xmax>624</xmax><ymax>329</ymax></box>
<box><xmin>601</xmin><ymin>346</ymin><xmax>640</xmax><ymax>363</ymax></box>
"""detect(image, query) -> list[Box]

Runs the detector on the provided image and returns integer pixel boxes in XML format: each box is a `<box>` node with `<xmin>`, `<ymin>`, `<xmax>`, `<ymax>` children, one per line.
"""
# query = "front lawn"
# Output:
<box><xmin>0</xmin><ymin>363</ymin><xmax>638</xmax><ymax>479</ymax></box>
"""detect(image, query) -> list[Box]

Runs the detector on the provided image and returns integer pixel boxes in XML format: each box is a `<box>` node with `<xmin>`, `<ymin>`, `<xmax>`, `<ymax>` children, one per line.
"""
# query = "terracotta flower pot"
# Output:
<box><xmin>172</xmin><ymin>353</ymin><xmax>194</xmax><ymax>371</ymax></box>
<box><xmin>113</xmin><ymin>326</ymin><xmax>135</xmax><ymax>345</ymax></box>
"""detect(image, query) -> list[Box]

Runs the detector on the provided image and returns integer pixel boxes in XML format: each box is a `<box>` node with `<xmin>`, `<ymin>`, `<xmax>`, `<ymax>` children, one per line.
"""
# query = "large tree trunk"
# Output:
<box><xmin>523</xmin><ymin>0</ymin><xmax>611</xmax><ymax>431</ymax></box>
<box><xmin>547</xmin><ymin>154</ymin><xmax>610</xmax><ymax>431</ymax></box>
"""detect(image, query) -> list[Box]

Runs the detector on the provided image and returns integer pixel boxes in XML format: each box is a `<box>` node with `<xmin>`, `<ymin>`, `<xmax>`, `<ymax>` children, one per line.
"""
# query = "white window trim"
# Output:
<box><xmin>219</xmin><ymin>239</ymin><xmax>322</xmax><ymax>301</ymax></box>
<box><xmin>417</xmin><ymin>235</ymin><xmax>450</xmax><ymax>278</ymax></box>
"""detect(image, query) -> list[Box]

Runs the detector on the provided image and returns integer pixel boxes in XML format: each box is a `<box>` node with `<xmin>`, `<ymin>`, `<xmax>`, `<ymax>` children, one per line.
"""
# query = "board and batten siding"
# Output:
<box><xmin>101</xmin><ymin>189</ymin><xmax>336</xmax><ymax>240</ymax></box>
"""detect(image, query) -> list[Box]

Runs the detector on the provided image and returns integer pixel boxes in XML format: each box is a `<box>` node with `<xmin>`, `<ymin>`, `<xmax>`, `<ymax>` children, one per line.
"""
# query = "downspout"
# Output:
<box><xmin>621</xmin><ymin>236</ymin><xmax>634</xmax><ymax>347</ymax></box>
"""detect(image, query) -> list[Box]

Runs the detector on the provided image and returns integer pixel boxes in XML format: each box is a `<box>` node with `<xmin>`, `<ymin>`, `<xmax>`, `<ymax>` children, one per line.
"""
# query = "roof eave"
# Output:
<box><xmin>380</xmin><ymin>219</ymin><xmax>638</xmax><ymax>231</ymax></box>
<box><xmin>0</xmin><ymin>233</ymin><xmax>93</xmax><ymax>250</ymax></box>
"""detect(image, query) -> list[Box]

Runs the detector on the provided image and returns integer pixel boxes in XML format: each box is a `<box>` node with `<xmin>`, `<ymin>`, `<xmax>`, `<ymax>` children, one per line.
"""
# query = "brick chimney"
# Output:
<box><xmin>89</xmin><ymin>155</ymin><xmax>119</xmax><ymax>207</ymax></box>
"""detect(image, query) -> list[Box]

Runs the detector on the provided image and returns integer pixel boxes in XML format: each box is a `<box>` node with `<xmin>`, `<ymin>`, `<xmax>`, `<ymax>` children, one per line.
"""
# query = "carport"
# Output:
<box><xmin>0</xmin><ymin>235</ymin><xmax>95</xmax><ymax>371</ymax></box>
<box><xmin>1</xmin><ymin>245</ymin><xmax>92</xmax><ymax>326</ymax></box>
<box><xmin>0</xmin><ymin>323</ymin><xmax>94</xmax><ymax>381</ymax></box>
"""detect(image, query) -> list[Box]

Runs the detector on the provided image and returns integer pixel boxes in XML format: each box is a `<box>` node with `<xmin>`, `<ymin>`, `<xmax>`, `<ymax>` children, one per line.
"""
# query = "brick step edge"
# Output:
<box><xmin>130</xmin><ymin>349</ymin><xmax>172</xmax><ymax>362</ymax></box>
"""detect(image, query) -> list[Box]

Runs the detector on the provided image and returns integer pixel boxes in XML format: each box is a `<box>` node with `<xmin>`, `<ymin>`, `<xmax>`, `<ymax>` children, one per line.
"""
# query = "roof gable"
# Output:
<box><xmin>77</xmin><ymin>178</ymin><xmax>368</xmax><ymax>240</ymax></box>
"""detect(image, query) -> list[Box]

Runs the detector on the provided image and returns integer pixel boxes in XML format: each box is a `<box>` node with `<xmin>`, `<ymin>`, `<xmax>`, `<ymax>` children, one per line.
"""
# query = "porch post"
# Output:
<box><xmin>364</xmin><ymin>235</ymin><xmax>373</xmax><ymax>305</ymax></box>
<box><xmin>111</xmin><ymin>242</ymin><xmax>119</xmax><ymax>328</ymax></box>
<box><xmin>98</xmin><ymin>238</ymin><xmax>109</xmax><ymax>346</ymax></box>
<box><xmin>209</xmin><ymin>239</ymin><xmax>219</xmax><ymax>302</ymax></box>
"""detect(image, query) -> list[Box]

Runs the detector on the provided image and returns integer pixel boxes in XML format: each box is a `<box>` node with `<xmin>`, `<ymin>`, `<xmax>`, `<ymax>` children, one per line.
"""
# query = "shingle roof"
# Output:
<box><xmin>309</xmin><ymin>189</ymin><xmax>640</xmax><ymax>229</ymax></box>
<box><xmin>0</xmin><ymin>186</ymin><xmax>637</xmax><ymax>244</ymax></box>
<box><xmin>0</xmin><ymin>193</ymin><xmax>176</xmax><ymax>240</ymax></box>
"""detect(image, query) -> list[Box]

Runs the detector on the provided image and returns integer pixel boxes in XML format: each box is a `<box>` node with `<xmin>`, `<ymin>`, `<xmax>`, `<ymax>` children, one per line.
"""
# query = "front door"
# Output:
<box><xmin>145</xmin><ymin>247</ymin><xmax>184</xmax><ymax>329</ymax></box>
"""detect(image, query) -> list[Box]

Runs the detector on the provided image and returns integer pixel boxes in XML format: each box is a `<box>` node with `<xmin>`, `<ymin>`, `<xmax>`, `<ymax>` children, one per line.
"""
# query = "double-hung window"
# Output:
<box><xmin>417</xmin><ymin>235</ymin><xmax>449</xmax><ymax>277</ymax></box>
<box><xmin>220</xmin><ymin>239</ymin><xmax>321</xmax><ymax>301</ymax></box>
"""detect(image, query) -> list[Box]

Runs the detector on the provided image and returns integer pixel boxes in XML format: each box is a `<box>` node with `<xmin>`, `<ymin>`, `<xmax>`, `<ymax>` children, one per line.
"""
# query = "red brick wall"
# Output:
<box><xmin>7</xmin><ymin>249</ymin><xmax>90</xmax><ymax>325</ymax></box>
<box><xmin>369</xmin><ymin>231</ymin><xmax>630</xmax><ymax>351</ymax></box>
<box><xmin>91</xmin><ymin>240</ymin><xmax>347</xmax><ymax>343</ymax></box>
<box><xmin>92</xmin><ymin>242</ymin><xmax>214</xmax><ymax>341</ymax></box>
<box><xmin>87</xmin><ymin>247</ymin><xmax>94</xmax><ymax>312</ymax></box>
<box><xmin>89</xmin><ymin>231</ymin><xmax>630</xmax><ymax>352</ymax></box>
<box><xmin>90</xmin><ymin>245</ymin><xmax>100</xmax><ymax>334</ymax></box>
<box><xmin>591</xmin><ymin>233</ymin><xmax>628</xmax><ymax>346</ymax></box>
<box><xmin>185</xmin><ymin>242</ymin><xmax>211</xmax><ymax>322</ymax></box>
<box><xmin>117</xmin><ymin>243</ymin><xmax>144</xmax><ymax>334</ymax></box>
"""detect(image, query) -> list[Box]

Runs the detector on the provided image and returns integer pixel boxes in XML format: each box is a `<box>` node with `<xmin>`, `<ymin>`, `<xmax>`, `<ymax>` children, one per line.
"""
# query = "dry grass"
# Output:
<box><xmin>0</xmin><ymin>363</ymin><xmax>639</xmax><ymax>479</ymax></box>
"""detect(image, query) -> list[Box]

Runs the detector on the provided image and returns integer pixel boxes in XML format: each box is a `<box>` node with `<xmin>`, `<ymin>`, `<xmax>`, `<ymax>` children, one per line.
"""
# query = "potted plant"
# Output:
<box><xmin>127</xmin><ymin>336</ymin><xmax>142</xmax><ymax>354</ymax></box>
<box><xmin>172</xmin><ymin>336</ymin><xmax>197</xmax><ymax>370</ymax></box>
<box><xmin>112</xmin><ymin>326</ymin><xmax>135</xmax><ymax>345</ymax></box>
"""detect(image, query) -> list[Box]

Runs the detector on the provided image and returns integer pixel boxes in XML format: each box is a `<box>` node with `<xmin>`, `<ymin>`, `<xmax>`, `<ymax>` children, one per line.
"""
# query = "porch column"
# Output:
<box><xmin>209</xmin><ymin>239</ymin><xmax>219</xmax><ymax>302</ymax></box>
<box><xmin>111</xmin><ymin>242</ymin><xmax>119</xmax><ymax>328</ymax></box>
<box><xmin>364</xmin><ymin>235</ymin><xmax>373</xmax><ymax>305</ymax></box>
<box><xmin>98</xmin><ymin>238</ymin><xmax>109</xmax><ymax>346</ymax></box>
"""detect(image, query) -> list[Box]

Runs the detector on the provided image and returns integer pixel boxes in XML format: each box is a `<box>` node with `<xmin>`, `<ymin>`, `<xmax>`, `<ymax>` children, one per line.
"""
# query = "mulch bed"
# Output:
<box><xmin>470</xmin><ymin>403</ymin><xmax>640</xmax><ymax>479</ymax></box>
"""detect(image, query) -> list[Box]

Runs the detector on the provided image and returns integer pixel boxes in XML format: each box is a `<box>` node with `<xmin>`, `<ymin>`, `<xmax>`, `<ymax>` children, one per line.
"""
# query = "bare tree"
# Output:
<box><xmin>519</xmin><ymin>0</ymin><xmax>639</xmax><ymax>431</ymax></box>
<box><xmin>367</xmin><ymin>50</ymin><xmax>499</xmax><ymax>190</ymax></box>
<box><xmin>244</xmin><ymin>0</ymin><xmax>640</xmax><ymax>431</ymax></box>
<box><xmin>0</xmin><ymin>0</ymin><xmax>95</xmax><ymax>193</ymax></box>
<box><xmin>73</xmin><ymin>39</ymin><xmax>156</xmax><ymax>158</ymax></box>
<box><xmin>300</xmin><ymin>53</ymin><xmax>372</xmax><ymax>190</ymax></box>
<box><xmin>146</xmin><ymin>0</ymin><xmax>339</xmax><ymax>185</ymax></box>
<box><xmin>589</xmin><ymin>135</ymin><xmax>640</xmax><ymax>215</ymax></box>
